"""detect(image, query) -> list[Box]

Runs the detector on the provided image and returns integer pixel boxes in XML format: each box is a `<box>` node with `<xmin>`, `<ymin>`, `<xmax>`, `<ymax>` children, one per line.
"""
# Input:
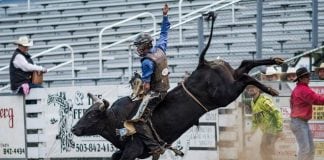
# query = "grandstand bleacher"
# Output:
<box><xmin>0</xmin><ymin>0</ymin><xmax>323</xmax><ymax>90</ymax></box>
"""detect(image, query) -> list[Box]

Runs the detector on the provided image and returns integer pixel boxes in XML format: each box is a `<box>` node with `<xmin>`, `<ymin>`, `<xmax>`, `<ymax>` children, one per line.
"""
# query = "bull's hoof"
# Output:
<box><xmin>152</xmin><ymin>154</ymin><xmax>160</xmax><ymax>160</ymax></box>
<box><xmin>172</xmin><ymin>149</ymin><xmax>184</xmax><ymax>157</ymax></box>
<box><xmin>268</xmin><ymin>87</ymin><xmax>279</xmax><ymax>96</ymax></box>
<box><xmin>272</xmin><ymin>57</ymin><xmax>284</xmax><ymax>65</ymax></box>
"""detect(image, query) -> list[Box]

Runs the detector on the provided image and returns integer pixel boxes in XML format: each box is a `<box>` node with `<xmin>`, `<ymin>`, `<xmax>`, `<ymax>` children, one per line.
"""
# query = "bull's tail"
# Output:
<box><xmin>198</xmin><ymin>11</ymin><xmax>217</xmax><ymax>67</ymax></box>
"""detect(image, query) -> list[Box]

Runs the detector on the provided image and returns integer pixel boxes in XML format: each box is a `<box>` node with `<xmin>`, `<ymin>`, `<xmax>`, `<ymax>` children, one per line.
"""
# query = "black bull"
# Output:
<box><xmin>71</xmin><ymin>12</ymin><xmax>284</xmax><ymax>160</ymax></box>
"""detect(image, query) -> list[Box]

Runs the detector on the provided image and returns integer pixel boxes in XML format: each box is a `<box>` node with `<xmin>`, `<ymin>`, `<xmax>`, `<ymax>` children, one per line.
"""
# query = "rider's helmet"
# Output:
<box><xmin>133</xmin><ymin>33</ymin><xmax>153</xmax><ymax>56</ymax></box>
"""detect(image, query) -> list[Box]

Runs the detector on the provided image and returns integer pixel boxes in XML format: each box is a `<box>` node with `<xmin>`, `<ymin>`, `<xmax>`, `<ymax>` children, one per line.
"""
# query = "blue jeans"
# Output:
<box><xmin>28</xmin><ymin>82</ymin><xmax>43</xmax><ymax>88</ymax></box>
<box><xmin>290</xmin><ymin>118</ymin><xmax>314</xmax><ymax>160</ymax></box>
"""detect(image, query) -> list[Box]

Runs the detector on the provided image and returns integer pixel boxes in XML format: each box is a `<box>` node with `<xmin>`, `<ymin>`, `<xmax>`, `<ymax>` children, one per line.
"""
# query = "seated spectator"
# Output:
<box><xmin>283</xmin><ymin>67</ymin><xmax>297</xmax><ymax>82</ymax></box>
<box><xmin>9</xmin><ymin>36</ymin><xmax>47</xmax><ymax>95</ymax></box>
<box><xmin>315</xmin><ymin>63</ymin><xmax>324</xmax><ymax>80</ymax></box>
<box><xmin>261</xmin><ymin>66</ymin><xmax>280</xmax><ymax>81</ymax></box>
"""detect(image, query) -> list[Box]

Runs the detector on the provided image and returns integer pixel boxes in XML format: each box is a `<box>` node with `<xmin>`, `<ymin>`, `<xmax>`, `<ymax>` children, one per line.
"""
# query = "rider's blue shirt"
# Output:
<box><xmin>141</xmin><ymin>16</ymin><xmax>170</xmax><ymax>83</ymax></box>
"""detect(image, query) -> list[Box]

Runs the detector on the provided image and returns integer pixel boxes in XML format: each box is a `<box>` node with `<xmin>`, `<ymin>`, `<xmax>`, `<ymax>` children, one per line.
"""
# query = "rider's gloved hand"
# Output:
<box><xmin>143</xmin><ymin>82</ymin><xmax>150</xmax><ymax>94</ymax></box>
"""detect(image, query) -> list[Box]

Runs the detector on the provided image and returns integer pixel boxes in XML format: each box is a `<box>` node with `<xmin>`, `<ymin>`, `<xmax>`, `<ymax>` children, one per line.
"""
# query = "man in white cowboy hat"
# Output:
<box><xmin>315</xmin><ymin>63</ymin><xmax>324</xmax><ymax>80</ymax></box>
<box><xmin>284</xmin><ymin>67</ymin><xmax>297</xmax><ymax>82</ymax></box>
<box><xmin>9</xmin><ymin>36</ymin><xmax>47</xmax><ymax>95</ymax></box>
<box><xmin>261</xmin><ymin>66</ymin><xmax>280</xmax><ymax>81</ymax></box>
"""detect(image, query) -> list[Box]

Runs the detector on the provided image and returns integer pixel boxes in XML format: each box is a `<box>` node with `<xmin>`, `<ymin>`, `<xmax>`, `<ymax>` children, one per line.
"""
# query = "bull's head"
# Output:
<box><xmin>71</xmin><ymin>93</ymin><xmax>109</xmax><ymax>136</ymax></box>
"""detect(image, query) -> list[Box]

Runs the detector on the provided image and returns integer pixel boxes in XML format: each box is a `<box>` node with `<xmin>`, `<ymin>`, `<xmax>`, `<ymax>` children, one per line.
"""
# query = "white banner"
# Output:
<box><xmin>40</xmin><ymin>85</ymin><xmax>219</xmax><ymax>159</ymax></box>
<box><xmin>0</xmin><ymin>95</ymin><xmax>26</xmax><ymax>159</ymax></box>
<box><xmin>153</xmin><ymin>123</ymin><xmax>218</xmax><ymax>160</ymax></box>
<box><xmin>43</xmin><ymin>85</ymin><xmax>130</xmax><ymax>158</ymax></box>
<box><xmin>0</xmin><ymin>84</ymin><xmax>220</xmax><ymax>159</ymax></box>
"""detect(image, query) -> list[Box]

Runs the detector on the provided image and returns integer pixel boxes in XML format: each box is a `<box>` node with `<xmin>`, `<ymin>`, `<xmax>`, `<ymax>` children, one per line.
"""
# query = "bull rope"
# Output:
<box><xmin>181</xmin><ymin>82</ymin><xmax>209</xmax><ymax>112</ymax></box>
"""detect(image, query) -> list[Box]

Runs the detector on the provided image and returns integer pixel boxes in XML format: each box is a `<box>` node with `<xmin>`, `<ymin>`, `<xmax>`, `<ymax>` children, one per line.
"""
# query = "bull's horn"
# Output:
<box><xmin>99</xmin><ymin>99</ymin><xmax>110</xmax><ymax>112</ymax></box>
<box><xmin>98</xmin><ymin>103</ymin><xmax>105</xmax><ymax>112</ymax></box>
<box><xmin>87</xmin><ymin>93</ymin><xmax>100</xmax><ymax>102</ymax></box>
<box><xmin>103</xmin><ymin>99</ymin><xmax>110</xmax><ymax>107</ymax></box>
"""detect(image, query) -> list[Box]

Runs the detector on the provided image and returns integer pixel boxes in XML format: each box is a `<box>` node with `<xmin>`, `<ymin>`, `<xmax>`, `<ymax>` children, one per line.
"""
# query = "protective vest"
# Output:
<box><xmin>142</xmin><ymin>48</ymin><xmax>170</xmax><ymax>92</ymax></box>
<box><xmin>9</xmin><ymin>49</ymin><xmax>34</xmax><ymax>91</ymax></box>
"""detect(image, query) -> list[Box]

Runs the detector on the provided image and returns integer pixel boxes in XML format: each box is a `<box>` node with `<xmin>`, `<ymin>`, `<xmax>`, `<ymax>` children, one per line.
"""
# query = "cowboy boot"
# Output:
<box><xmin>134</xmin><ymin>122</ymin><xmax>165</xmax><ymax>156</ymax></box>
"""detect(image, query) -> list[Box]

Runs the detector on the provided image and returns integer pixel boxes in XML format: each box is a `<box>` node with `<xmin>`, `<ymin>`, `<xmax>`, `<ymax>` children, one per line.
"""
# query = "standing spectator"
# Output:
<box><xmin>290</xmin><ymin>67</ymin><xmax>324</xmax><ymax>160</ymax></box>
<box><xmin>246</xmin><ymin>85</ymin><xmax>283</xmax><ymax>160</ymax></box>
<box><xmin>261</xmin><ymin>66</ymin><xmax>280</xmax><ymax>81</ymax></box>
<box><xmin>315</xmin><ymin>63</ymin><xmax>324</xmax><ymax>80</ymax></box>
<box><xmin>284</xmin><ymin>67</ymin><xmax>297</xmax><ymax>82</ymax></box>
<box><xmin>9</xmin><ymin>36</ymin><xmax>46</xmax><ymax>95</ymax></box>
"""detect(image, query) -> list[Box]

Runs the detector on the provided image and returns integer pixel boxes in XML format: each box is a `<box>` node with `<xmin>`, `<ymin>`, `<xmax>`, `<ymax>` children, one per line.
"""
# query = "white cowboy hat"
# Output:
<box><xmin>315</xmin><ymin>63</ymin><xmax>324</xmax><ymax>73</ymax></box>
<box><xmin>286</xmin><ymin>67</ymin><xmax>297</xmax><ymax>74</ymax></box>
<box><xmin>14</xmin><ymin>36</ymin><xmax>33</xmax><ymax>47</ymax></box>
<box><xmin>262</xmin><ymin>66</ymin><xmax>281</xmax><ymax>75</ymax></box>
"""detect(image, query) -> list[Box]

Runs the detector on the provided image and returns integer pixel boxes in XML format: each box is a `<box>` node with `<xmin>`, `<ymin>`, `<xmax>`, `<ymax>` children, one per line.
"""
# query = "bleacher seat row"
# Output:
<box><xmin>0</xmin><ymin>0</ymin><xmax>323</xmax><ymax>89</ymax></box>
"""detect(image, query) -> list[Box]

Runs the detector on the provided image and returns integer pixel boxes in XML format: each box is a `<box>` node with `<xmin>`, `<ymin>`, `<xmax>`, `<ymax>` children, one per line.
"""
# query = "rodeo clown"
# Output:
<box><xmin>116</xmin><ymin>3</ymin><xmax>170</xmax><ymax>159</ymax></box>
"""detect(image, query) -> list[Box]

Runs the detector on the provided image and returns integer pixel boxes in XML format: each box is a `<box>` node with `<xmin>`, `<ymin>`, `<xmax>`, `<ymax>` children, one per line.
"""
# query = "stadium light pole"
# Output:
<box><xmin>128</xmin><ymin>44</ymin><xmax>133</xmax><ymax>81</ymax></box>
<box><xmin>179</xmin><ymin>0</ymin><xmax>183</xmax><ymax>44</ymax></box>
<box><xmin>256</xmin><ymin>0</ymin><xmax>263</xmax><ymax>60</ymax></box>
<box><xmin>311</xmin><ymin>0</ymin><xmax>318</xmax><ymax>71</ymax></box>
<box><xmin>27</xmin><ymin>0</ymin><xmax>30</xmax><ymax>11</ymax></box>
<box><xmin>312</xmin><ymin>0</ymin><xmax>318</xmax><ymax>49</ymax></box>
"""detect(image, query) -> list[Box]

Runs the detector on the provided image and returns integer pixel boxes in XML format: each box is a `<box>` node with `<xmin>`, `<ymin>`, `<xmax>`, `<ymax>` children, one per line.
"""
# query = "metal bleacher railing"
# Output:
<box><xmin>98</xmin><ymin>12</ymin><xmax>157</xmax><ymax>77</ymax></box>
<box><xmin>3</xmin><ymin>0</ymin><xmax>314</xmax><ymax>91</ymax></box>
<box><xmin>99</xmin><ymin>0</ymin><xmax>244</xmax><ymax>80</ymax></box>
<box><xmin>0</xmin><ymin>44</ymin><xmax>74</xmax><ymax>92</ymax></box>
<box><xmin>249</xmin><ymin>45</ymin><xmax>324</xmax><ymax>76</ymax></box>
<box><xmin>178</xmin><ymin>0</ymin><xmax>241</xmax><ymax>44</ymax></box>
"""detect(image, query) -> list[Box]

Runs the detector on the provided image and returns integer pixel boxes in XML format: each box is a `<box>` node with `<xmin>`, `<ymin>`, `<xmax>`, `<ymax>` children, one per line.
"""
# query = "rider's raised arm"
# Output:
<box><xmin>155</xmin><ymin>4</ymin><xmax>170</xmax><ymax>53</ymax></box>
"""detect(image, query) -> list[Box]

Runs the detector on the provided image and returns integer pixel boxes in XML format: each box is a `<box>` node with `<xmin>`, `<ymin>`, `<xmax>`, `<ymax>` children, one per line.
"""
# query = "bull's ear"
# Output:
<box><xmin>103</xmin><ymin>99</ymin><xmax>110</xmax><ymax>108</ymax></box>
<box><xmin>88</xmin><ymin>93</ymin><xmax>100</xmax><ymax>102</ymax></box>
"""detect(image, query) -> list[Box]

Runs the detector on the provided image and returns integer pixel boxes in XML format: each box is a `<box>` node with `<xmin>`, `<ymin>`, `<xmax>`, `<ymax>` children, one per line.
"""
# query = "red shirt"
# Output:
<box><xmin>290</xmin><ymin>82</ymin><xmax>324</xmax><ymax>120</ymax></box>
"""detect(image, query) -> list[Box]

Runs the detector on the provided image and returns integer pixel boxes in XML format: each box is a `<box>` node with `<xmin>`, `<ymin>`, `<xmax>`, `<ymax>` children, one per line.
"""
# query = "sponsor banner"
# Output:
<box><xmin>275</xmin><ymin>96</ymin><xmax>291</xmax><ymax>118</ymax></box>
<box><xmin>41</xmin><ymin>85</ymin><xmax>218</xmax><ymax>158</ymax></box>
<box><xmin>199</xmin><ymin>110</ymin><xmax>217</xmax><ymax>123</ymax></box>
<box><xmin>0</xmin><ymin>95</ymin><xmax>26</xmax><ymax>159</ymax></box>
<box><xmin>275</xmin><ymin>96</ymin><xmax>297</xmax><ymax>160</ymax></box>
<box><xmin>309</xmin><ymin>123</ymin><xmax>324</xmax><ymax>139</ymax></box>
<box><xmin>315</xmin><ymin>141</ymin><xmax>324</xmax><ymax>158</ymax></box>
<box><xmin>310</xmin><ymin>84</ymin><xmax>324</xmax><ymax>159</ymax></box>
<box><xmin>43</xmin><ymin>85</ymin><xmax>130</xmax><ymax>158</ymax></box>
<box><xmin>312</xmin><ymin>105</ymin><xmax>324</xmax><ymax>121</ymax></box>
<box><xmin>188</xmin><ymin>123</ymin><xmax>217</xmax><ymax>150</ymax></box>
<box><xmin>275</xmin><ymin>95</ymin><xmax>324</xmax><ymax>159</ymax></box>
<box><xmin>148</xmin><ymin>123</ymin><xmax>217</xmax><ymax>160</ymax></box>
<box><xmin>310</xmin><ymin>86</ymin><xmax>324</xmax><ymax>121</ymax></box>
<box><xmin>310</xmin><ymin>86</ymin><xmax>324</xmax><ymax>95</ymax></box>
